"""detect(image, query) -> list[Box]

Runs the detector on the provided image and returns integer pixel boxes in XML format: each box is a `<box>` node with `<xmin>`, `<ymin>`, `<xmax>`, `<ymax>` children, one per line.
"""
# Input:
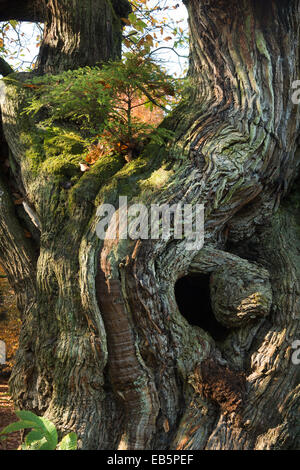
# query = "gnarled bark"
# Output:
<box><xmin>0</xmin><ymin>0</ymin><xmax>299</xmax><ymax>450</ymax></box>
<box><xmin>36</xmin><ymin>0</ymin><xmax>131</xmax><ymax>73</ymax></box>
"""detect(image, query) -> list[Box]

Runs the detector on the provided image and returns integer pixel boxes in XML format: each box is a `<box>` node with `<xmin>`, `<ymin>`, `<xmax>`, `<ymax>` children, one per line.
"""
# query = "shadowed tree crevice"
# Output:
<box><xmin>174</xmin><ymin>274</ymin><xmax>229</xmax><ymax>342</ymax></box>
<box><xmin>0</xmin><ymin>0</ymin><xmax>299</xmax><ymax>450</ymax></box>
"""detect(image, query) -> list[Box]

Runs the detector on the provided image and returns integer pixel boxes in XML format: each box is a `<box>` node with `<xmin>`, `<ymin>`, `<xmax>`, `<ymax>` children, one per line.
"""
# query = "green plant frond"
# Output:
<box><xmin>1</xmin><ymin>410</ymin><xmax>78</xmax><ymax>450</ymax></box>
<box><xmin>20</xmin><ymin>54</ymin><xmax>183</xmax><ymax>165</ymax></box>
<box><xmin>58</xmin><ymin>432</ymin><xmax>78</xmax><ymax>450</ymax></box>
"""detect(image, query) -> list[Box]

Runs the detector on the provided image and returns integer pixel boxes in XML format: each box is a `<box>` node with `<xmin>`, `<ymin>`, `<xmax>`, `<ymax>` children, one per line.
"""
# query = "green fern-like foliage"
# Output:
<box><xmin>14</xmin><ymin>53</ymin><xmax>181</xmax><ymax>162</ymax></box>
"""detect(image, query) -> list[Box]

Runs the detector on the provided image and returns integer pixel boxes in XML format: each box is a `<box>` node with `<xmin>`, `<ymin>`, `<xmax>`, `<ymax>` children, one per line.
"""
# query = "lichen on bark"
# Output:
<box><xmin>0</xmin><ymin>0</ymin><xmax>299</xmax><ymax>450</ymax></box>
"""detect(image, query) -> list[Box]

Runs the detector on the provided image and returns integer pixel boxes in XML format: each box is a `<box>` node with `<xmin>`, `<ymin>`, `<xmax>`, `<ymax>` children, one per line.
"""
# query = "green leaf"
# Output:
<box><xmin>37</xmin><ymin>440</ymin><xmax>55</xmax><ymax>450</ymax></box>
<box><xmin>58</xmin><ymin>432</ymin><xmax>78</xmax><ymax>450</ymax></box>
<box><xmin>25</xmin><ymin>429</ymin><xmax>44</xmax><ymax>446</ymax></box>
<box><xmin>128</xmin><ymin>12</ymin><xmax>137</xmax><ymax>23</ymax></box>
<box><xmin>135</xmin><ymin>20</ymin><xmax>148</xmax><ymax>32</ymax></box>
<box><xmin>0</xmin><ymin>420</ymin><xmax>35</xmax><ymax>436</ymax></box>
<box><xmin>9</xmin><ymin>20</ymin><xmax>18</xmax><ymax>28</ymax></box>
<box><xmin>23</xmin><ymin>437</ymin><xmax>48</xmax><ymax>450</ymax></box>
<box><xmin>16</xmin><ymin>411</ymin><xmax>58</xmax><ymax>449</ymax></box>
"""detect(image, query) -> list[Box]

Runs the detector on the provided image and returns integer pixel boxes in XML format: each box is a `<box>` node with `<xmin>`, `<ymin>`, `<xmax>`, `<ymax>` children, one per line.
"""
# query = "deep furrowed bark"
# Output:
<box><xmin>36</xmin><ymin>0</ymin><xmax>131</xmax><ymax>74</ymax></box>
<box><xmin>0</xmin><ymin>0</ymin><xmax>299</xmax><ymax>449</ymax></box>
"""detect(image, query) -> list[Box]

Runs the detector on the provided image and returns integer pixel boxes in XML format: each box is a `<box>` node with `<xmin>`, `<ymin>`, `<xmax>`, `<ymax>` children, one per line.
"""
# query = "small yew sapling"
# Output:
<box><xmin>18</xmin><ymin>54</ymin><xmax>180</xmax><ymax>164</ymax></box>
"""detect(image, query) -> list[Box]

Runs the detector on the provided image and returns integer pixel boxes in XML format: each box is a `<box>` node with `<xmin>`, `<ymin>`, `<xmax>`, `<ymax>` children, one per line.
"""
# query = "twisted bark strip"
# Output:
<box><xmin>96</xmin><ymin>268</ymin><xmax>159</xmax><ymax>449</ymax></box>
<box><xmin>0</xmin><ymin>0</ymin><xmax>299</xmax><ymax>449</ymax></box>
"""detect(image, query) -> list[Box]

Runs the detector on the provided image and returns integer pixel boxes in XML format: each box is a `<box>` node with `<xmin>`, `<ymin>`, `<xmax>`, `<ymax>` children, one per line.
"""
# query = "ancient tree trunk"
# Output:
<box><xmin>37</xmin><ymin>0</ymin><xmax>131</xmax><ymax>73</ymax></box>
<box><xmin>0</xmin><ymin>0</ymin><xmax>299</xmax><ymax>450</ymax></box>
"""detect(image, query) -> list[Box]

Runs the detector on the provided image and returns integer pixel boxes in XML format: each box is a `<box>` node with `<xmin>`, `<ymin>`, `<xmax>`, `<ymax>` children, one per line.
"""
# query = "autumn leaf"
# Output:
<box><xmin>22</xmin><ymin>84</ymin><xmax>41</xmax><ymax>89</ymax></box>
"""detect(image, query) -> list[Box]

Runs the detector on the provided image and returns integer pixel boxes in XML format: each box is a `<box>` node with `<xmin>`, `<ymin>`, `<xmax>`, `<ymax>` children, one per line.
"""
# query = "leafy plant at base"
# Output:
<box><xmin>16</xmin><ymin>53</ymin><xmax>182</xmax><ymax>163</ymax></box>
<box><xmin>0</xmin><ymin>410</ymin><xmax>77</xmax><ymax>450</ymax></box>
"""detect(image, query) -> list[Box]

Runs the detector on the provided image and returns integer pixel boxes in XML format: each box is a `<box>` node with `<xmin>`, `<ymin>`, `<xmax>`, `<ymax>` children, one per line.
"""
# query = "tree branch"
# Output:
<box><xmin>149</xmin><ymin>46</ymin><xmax>189</xmax><ymax>59</ymax></box>
<box><xmin>136</xmin><ymin>83</ymin><xmax>168</xmax><ymax>113</ymax></box>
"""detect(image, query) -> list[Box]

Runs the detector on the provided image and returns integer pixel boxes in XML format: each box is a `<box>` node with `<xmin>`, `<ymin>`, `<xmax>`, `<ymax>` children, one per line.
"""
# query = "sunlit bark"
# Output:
<box><xmin>0</xmin><ymin>0</ymin><xmax>299</xmax><ymax>449</ymax></box>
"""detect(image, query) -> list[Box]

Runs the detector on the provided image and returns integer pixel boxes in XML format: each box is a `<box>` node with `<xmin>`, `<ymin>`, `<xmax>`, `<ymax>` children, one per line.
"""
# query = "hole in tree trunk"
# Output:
<box><xmin>175</xmin><ymin>273</ymin><xmax>229</xmax><ymax>342</ymax></box>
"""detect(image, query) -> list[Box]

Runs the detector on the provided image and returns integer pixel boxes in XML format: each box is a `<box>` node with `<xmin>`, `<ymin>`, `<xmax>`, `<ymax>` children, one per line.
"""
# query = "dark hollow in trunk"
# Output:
<box><xmin>175</xmin><ymin>274</ymin><xmax>229</xmax><ymax>342</ymax></box>
<box><xmin>0</xmin><ymin>0</ymin><xmax>299</xmax><ymax>450</ymax></box>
